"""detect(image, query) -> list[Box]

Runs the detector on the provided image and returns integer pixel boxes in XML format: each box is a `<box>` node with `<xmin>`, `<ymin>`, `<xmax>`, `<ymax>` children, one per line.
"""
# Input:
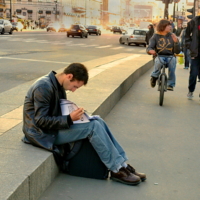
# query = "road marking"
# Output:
<box><xmin>86</xmin><ymin>45</ymin><xmax>99</xmax><ymax>47</ymax></box>
<box><xmin>96</xmin><ymin>45</ymin><xmax>112</xmax><ymax>48</ymax></box>
<box><xmin>71</xmin><ymin>43</ymin><xmax>85</xmax><ymax>46</ymax></box>
<box><xmin>0</xmin><ymin>57</ymin><xmax>70</xmax><ymax>64</ymax></box>
<box><xmin>111</xmin><ymin>47</ymin><xmax>124</xmax><ymax>50</ymax></box>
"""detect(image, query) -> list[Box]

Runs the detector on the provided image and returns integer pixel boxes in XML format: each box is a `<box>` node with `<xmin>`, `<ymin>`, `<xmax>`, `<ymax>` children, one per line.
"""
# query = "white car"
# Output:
<box><xmin>119</xmin><ymin>28</ymin><xmax>148</xmax><ymax>47</ymax></box>
<box><xmin>0</xmin><ymin>19</ymin><xmax>13</xmax><ymax>35</ymax></box>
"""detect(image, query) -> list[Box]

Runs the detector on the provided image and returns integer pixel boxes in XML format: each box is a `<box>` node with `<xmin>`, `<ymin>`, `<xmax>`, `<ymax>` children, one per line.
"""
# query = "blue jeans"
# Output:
<box><xmin>183</xmin><ymin>47</ymin><xmax>191</xmax><ymax>68</ymax></box>
<box><xmin>188</xmin><ymin>53</ymin><xmax>200</xmax><ymax>92</ymax></box>
<box><xmin>151</xmin><ymin>56</ymin><xmax>177</xmax><ymax>87</ymax></box>
<box><xmin>54</xmin><ymin>117</ymin><xmax>128</xmax><ymax>171</ymax></box>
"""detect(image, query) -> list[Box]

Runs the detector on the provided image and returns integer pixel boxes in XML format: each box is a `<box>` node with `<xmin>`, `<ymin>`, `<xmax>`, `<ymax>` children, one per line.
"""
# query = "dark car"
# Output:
<box><xmin>112</xmin><ymin>26</ymin><xmax>122</xmax><ymax>34</ymax></box>
<box><xmin>67</xmin><ymin>24</ymin><xmax>88</xmax><ymax>38</ymax></box>
<box><xmin>12</xmin><ymin>22</ymin><xmax>23</xmax><ymax>31</ymax></box>
<box><xmin>86</xmin><ymin>25</ymin><xmax>101</xmax><ymax>35</ymax></box>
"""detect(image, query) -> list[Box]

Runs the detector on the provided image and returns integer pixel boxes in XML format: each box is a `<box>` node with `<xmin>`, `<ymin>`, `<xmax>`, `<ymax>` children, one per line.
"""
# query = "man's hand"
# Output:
<box><xmin>148</xmin><ymin>50</ymin><xmax>157</xmax><ymax>55</ymax></box>
<box><xmin>171</xmin><ymin>33</ymin><xmax>178</xmax><ymax>43</ymax></box>
<box><xmin>70</xmin><ymin>108</ymin><xmax>84</xmax><ymax>121</ymax></box>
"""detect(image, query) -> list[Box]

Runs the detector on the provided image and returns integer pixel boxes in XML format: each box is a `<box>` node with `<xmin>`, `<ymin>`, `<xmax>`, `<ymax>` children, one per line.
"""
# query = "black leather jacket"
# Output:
<box><xmin>185</xmin><ymin>16</ymin><xmax>200</xmax><ymax>57</ymax></box>
<box><xmin>22</xmin><ymin>71</ymin><xmax>70</xmax><ymax>152</ymax></box>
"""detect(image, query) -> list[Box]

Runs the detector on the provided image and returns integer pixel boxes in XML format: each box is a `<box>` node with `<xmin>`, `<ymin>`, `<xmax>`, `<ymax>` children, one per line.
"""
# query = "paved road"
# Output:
<box><xmin>0</xmin><ymin>31</ymin><xmax>146</xmax><ymax>92</ymax></box>
<box><xmin>39</xmin><ymin>64</ymin><xmax>200</xmax><ymax>200</ymax></box>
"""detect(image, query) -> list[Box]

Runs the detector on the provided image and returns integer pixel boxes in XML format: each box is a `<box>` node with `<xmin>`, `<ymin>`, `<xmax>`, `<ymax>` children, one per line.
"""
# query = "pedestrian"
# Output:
<box><xmin>170</xmin><ymin>20</ymin><xmax>176</xmax><ymax>33</ymax></box>
<box><xmin>145</xmin><ymin>24</ymin><xmax>154</xmax><ymax>45</ymax></box>
<box><xmin>176</xmin><ymin>23</ymin><xmax>183</xmax><ymax>37</ymax></box>
<box><xmin>180</xmin><ymin>24</ymin><xmax>191</xmax><ymax>69</ymax></box>
<box><xmin>185</xmin><ymin>16</ymin><xmax>200</xmax><ymax>99</ymax></box>
<box><xmin>147</xmin><ymin>19</ymin><xmax>180</xmax><ymax>91</ymax></box>
<box><xmin>22</xmin><ymin>63</ymin><xmax>146</xmax><ymax>186</ymax></box>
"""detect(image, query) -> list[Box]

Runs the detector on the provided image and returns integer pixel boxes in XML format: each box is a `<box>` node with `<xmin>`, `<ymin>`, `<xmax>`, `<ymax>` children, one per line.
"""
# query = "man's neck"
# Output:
<box><xmin>55</xmin><ymin>73</ymin><xmax>63</xmax><ymax>86</ymax></box>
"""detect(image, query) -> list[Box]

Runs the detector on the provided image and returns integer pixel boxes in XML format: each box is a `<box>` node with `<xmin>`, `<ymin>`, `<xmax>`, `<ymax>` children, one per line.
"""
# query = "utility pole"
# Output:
<box><xmin>10</xmin><ymin>0</ymin><xmax>12</xmax><ymax>22</ymax></box>
<box><xmin>54</xmin><ymin>0</ymin><xmax>57</xmax><ymax>21</ymax></box>
<box><xmin>164</xmin><ymin>0</ymin><xmax>169</xmax><ymax>19</ymax></box>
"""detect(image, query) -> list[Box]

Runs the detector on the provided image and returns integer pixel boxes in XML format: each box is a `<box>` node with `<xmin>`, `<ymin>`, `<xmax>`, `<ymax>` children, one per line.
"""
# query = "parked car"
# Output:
<box><xmin>119</xmin><ymin>28</ymin><xmax>148</xmax><ymax>47</ymax></box>
<box><xmin>12</xmin><ymin>22</ymin><xmax>23</xmax><ymax>31</ymax></box>
<box><xmin>86</xmin><ymin>25</ymin><xmax>101</xmax><ymax>35</ymax></box>
<box><xmin>67</xmin><ymin>24</ymin><xmax>88</xmax><ymax>38</ymax></box>
<box><xmin>112</xmin><ymin>26</ymin><xmax>123</xmax><ymax>34</ymax></box>
<box><xmin>0</xmin><ymin>19</ymin><xmax>13</xmax><ymax>35</ymax></box>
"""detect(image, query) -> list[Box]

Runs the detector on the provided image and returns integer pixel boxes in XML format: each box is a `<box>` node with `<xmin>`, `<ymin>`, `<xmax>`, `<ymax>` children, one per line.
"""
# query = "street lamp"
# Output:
<box><xmin>54</xmin><ymin>0</ymin><xmax>57</xmax><ymax>21</ymax></box>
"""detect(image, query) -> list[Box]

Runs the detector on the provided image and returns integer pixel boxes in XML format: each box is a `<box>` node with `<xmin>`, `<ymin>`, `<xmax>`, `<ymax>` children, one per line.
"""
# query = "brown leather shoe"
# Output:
<box><xmin>110</xmin><ymin>167</ymin><xmax>141</xmax><ymax>185</ymax></box>
<box><xmin>126</xmin><ymin>164</ymin><xmax>146</xmax><ymax>181</ymax></box>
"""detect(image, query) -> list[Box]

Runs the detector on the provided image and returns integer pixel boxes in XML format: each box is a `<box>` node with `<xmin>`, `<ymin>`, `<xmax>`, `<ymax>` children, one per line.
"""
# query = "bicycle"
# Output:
<box><xmin>156</xmin><ymin>54</ymin><xmax>174</xmax><ymax>106</ymax></box>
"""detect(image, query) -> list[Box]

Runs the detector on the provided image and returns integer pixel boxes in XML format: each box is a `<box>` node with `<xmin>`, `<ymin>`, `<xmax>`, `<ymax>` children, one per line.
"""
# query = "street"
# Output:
<box><xmin>0</xmin><ymin>30</ymin><xmax>146</xmax><ymax>93</ymax></box>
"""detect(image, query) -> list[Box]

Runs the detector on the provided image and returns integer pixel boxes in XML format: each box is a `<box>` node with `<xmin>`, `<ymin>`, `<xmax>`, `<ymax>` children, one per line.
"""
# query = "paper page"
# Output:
<box><xmin>60</xmin><ymin>99</ymin><xmax>90</xmax><ymax>124</ymax></box>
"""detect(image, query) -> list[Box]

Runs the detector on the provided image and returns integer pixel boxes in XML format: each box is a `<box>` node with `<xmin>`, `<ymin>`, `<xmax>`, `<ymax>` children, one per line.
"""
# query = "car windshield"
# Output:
<box><xmin>71</xmin><ymin>25</ymin><xmax>79</xmax><ymax>29</ymax></box>
<box><xmin>0</xmin><ymin>20</ymin><xmax>3</xmax><ymax>24</ymax></box>
<box><xmin>88</xmin><ymin>26</ymin><xmax>96</xmax><ymax>28</ymax></box>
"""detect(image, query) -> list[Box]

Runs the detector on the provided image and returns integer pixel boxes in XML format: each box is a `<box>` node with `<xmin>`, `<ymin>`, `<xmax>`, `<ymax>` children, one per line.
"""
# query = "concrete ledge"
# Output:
<box><xmin>0</xmin><ymin>55</ymin><xmax>152</xmax><ymax>200</ymax></box>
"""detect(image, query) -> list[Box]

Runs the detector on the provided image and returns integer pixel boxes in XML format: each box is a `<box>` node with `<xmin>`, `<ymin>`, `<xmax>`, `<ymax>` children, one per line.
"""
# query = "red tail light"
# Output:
<box><xmin>94</xmin><ymin>29</ymin><xmax>97</xmax><ymax>31</ymax></box>
<box><xmin>130</xmin><ymin>35</ymin><xmax>134</xmax><ymax>38</ymax></box>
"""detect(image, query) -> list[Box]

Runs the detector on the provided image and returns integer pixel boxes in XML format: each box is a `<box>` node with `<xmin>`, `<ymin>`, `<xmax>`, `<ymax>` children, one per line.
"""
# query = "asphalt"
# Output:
<box><xmin>40</xmin><ymin>61</ymin><xmax>200</xmax><ymax>200</ymax></box>
<box><xmin>0</xmin><ymin>48</ymin><xmax>152</xmax><ymax>200</ymax></box>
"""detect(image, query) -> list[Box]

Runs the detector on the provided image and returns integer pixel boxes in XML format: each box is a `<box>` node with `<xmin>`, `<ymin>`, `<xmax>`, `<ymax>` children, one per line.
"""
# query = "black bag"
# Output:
<box><xmin>63</xmin><ymin>138</ymin><xmax>109</xmax><ymax>179</ymax></box>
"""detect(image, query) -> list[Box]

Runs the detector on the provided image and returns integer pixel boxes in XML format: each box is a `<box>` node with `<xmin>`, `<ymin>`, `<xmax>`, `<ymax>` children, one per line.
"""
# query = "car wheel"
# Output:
<box><xmin>144</xmin><ymin>43</ymin><xmax>147</xmax><ymax>47</ymax></box>
<box><xmin>72</xmin><ymin>35</ymin><xmax>74</xmax><ymax>37</ymax></box>
<box><xmin>9</xmin><ymin>29</ymin><xmax>12</xmax><ymax>34</ymax></box>
<box><xmin>119</xmin><ymin>38</ymin><xmax>124</xmax><ymax>44</ymax></box>
<box><xmin>1</xmin><ymin>29</ymin><xmax>4</xmax><ymax>35</ymax></box>
<box><xmin>67</xmin><ymin>34</ymin><xmax>69</xmax><ymax>37</ymax></box>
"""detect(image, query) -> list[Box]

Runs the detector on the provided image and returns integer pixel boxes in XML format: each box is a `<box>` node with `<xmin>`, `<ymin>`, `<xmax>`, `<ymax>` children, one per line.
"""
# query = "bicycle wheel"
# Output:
<box><xmin>159</xmin><ymin>74</ymin><xmax>166</xmax><ymax>106</ymax></box>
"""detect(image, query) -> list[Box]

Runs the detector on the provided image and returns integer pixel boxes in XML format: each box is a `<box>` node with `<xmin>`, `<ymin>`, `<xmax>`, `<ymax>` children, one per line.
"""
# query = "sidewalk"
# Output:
<box><xmin>40</xmin><ymin>63</ymin><xmax>200</xmax><ymax>200</ymax></box>
<box><xmin>0</xmin><ymin>54</ymin><xmax>152</xmax><ymax>200</ymax></box>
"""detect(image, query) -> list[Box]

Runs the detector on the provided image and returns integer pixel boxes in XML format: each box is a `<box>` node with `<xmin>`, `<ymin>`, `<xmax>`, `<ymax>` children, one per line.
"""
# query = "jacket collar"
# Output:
<box><xmin>48</xmin><ymin>71</ymin><xmax>58</xmax><ymax>90</ymax></box>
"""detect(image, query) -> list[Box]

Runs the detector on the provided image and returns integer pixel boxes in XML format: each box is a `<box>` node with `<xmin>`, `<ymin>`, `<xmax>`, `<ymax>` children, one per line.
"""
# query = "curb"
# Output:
<box><xmin>1</xmin><ymin>56</ymin><xmax>153</xmax><ymax>200</ymax></box>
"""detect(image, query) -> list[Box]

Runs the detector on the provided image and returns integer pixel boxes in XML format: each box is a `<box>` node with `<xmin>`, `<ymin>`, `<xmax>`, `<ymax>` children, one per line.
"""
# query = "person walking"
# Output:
<box><xmin>145</xmin><ymin>24</ymin><xmax>154</xmax><ymax>45</ymax></box>
<box><xmin>180</xmin><ymin>24</ymin><xmax>191</xmax><ymax>69</ymax></box>
<box><xmin>185</xmin><ymin>16</ymin><xmax>200</xmax><ymax>99</ymax></box>
<box><xmin>147</xmin><ymin>19</ymin><xmax>180</xmax><ymax>91</ymax></box>
<box><xmin>22</xmin><ymin>63</ymin><xmax>146</xmax><ymax>186</ymax></box>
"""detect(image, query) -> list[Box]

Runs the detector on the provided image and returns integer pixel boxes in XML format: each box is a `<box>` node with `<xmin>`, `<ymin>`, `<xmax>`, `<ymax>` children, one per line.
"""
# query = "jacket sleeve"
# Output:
<box><xmin>146</xmin><ymin>34</ymin><xmax>156</xmax><ymax>54</ymax></box>
<box><xmin>33</xmin><ymin>85</ymin><xmax>70</xmax><ymax>130</ymax></box>
<box><xmin>185</xmin><ymin>20</ymin><xmax>193</xmax><ymax>49</ymax></box>
<box><xmin>173</xmin><ymin>42</ymin><xmax>181</xmax><ymax>54</ymax></box>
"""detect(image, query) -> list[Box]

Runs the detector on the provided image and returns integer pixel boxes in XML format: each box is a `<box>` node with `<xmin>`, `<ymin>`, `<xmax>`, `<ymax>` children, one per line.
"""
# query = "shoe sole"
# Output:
<box><xmin>110</xmin><ymin>177</ymin><xmax>141</xmax><ymax>185</ymax></box>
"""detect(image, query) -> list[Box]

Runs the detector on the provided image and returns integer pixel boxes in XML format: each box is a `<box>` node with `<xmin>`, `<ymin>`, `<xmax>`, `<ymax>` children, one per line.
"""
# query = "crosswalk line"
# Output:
<box><xmin>96</xmin><ymin>45</ymin><xmax>112</xmax><ymax>48</ymax></box>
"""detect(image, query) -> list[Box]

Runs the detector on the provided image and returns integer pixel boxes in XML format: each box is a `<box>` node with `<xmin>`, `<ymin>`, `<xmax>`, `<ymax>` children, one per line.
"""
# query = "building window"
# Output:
<box><xmin>16</xmin><ymin>9</ymin><xmax>21</xmax><ymax>13</ymax></box>
<box><xmin>46</xmin><ymin>10</ymin><xmax>51</xmax><ymax>14</ymax></box>
<box><xmin>23</xmin><ymin>12</ymin><xmax>26</xmax><ymax>16</ymax></box>
<box><xmin>6</xmin><ymin>12</ymin><xmax>9</xmax><ymax>18</ymax></box>
<box><xmin>38</xmin><ymin>10</ymin><xmax>43</xmax><ymax>14</ymax></box>
<box><xmin>28</xmin><ymin>13</ymin><xmax>32</xmax><ymax>19</ymax></box>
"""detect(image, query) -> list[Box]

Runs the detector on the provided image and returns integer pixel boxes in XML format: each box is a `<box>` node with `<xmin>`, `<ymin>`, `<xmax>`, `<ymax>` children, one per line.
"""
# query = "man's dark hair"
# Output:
<box><xmin>63</xmin><ymin>63</ymin><xmax>89</xmax><ymax>85</ymax></box>
<box><xmin>156</xmin><ymin>19</ymin><xmax>170</xmax><ymax>32</ymax></box>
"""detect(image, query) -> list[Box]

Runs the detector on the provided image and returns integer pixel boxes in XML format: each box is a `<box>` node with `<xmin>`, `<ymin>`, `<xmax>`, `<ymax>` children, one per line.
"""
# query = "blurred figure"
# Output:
<box><xmin>170</xmin><ymin>20</ymin><xmax>176</xmax><ymax>33</ymax></box>
<box><xmin>145</xmin><ymin>24</ymin><xmax>154</xmax><ymax>45</ymax></box>
<box><xmin>180</xmin><ymin>24</ymin><xmax>191</xmax><ymax>69</ymax></box>
<box><xmin>176</xmin><ymin>24</ymin><xmax>183</xmax><ymax>37</ymax></box>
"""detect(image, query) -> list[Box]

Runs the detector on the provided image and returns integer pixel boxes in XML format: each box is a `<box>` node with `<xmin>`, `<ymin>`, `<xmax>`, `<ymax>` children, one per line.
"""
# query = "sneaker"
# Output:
<box><xmin>167</xmin><ymin>86</ymin><xmax>173</xmax><ymax>91</ymax></box>
<box><xmin>110</xmin><ymin>167</ymin><xmax>141</xmax><ymax>185</ymax></box>
<box><xmin>184</xmin><ymin>67</ymin><xmax>189</xmax><ymax>69</ymax></box>
<box><xmin>126</xmin><ymin>164</ymin><xmax>146</xmax><ymax>182</ymax></box>
<box><xmin>187</xmin><ymin>92</ymin><xmax>193</xmax><ymax>99</ymax></box>
<box><xmin>150</xmin><ymin>76</ymin><xmax>157</xmax><ymax>88</ymax></box>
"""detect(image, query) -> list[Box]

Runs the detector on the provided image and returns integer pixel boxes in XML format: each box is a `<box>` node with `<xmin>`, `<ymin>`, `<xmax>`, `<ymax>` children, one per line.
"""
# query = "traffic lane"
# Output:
<box><xmin>0</xmin><ymin>57</ymin><xmax>68</xmax><ymax>93</ymax></box>
<box><xmin>104</xmin><ymin>65</ymin><xmax>200</xmax><ymax>199</ymax></box>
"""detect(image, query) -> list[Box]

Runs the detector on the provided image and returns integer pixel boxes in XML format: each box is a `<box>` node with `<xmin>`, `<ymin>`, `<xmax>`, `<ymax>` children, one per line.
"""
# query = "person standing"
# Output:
<box><xmin>185</xmin><ymin>16</ymin><xmax>200</xmax><ymax>99</ymax></box>
<box><xmin>145</xmin><ymin>24</ymin><xmax>154</xmax><ymax>45</ymax></box>
<box><xmin>22</xmin><ymin>63</ymin><xmax>146</xmax><ymax>186</ymax></box>
<box><xmin>180</xmin><ymin>24</ymin><xmax>191</xmax><ymax>69</ymax></box>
